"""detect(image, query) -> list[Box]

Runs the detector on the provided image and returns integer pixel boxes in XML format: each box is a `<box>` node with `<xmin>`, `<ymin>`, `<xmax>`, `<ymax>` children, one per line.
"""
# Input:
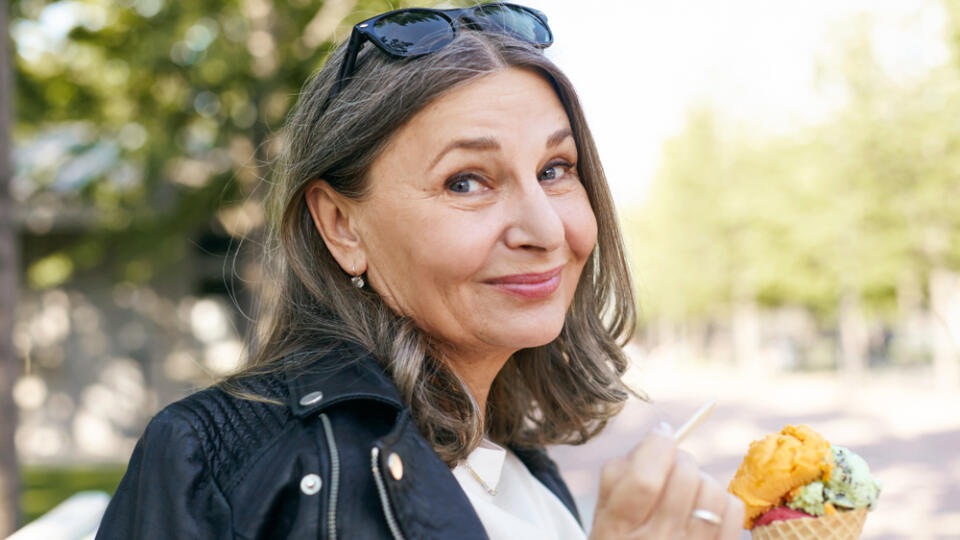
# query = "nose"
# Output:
<box><xmin>503</xmin><ymin>179</ymin><xmax>565</xmax><ymax>252</ymax></box>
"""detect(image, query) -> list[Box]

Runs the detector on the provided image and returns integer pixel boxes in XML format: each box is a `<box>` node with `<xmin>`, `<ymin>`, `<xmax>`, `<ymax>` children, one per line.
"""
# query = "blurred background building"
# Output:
<box><xmin>2</xmin><ymin>0</ymin><xmax>960</xmax><ymax>537</ymax></box>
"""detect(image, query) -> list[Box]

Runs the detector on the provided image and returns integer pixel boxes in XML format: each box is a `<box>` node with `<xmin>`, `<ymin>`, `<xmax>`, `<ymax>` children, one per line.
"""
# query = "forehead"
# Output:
<box><xmin>386</xmin><ymin>67</ymin><xmax>573</xmax><ymax>156</ymax></box>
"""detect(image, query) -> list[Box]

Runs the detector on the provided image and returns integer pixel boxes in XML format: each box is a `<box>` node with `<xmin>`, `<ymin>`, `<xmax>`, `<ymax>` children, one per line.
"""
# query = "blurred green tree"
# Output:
<box><xmin>3</xmin><ymin>0</ymin><xmax>22</xmax><ymax>533</ymax></box>
<box><xmin>10</xmin><ymin>0</ymin><xmax>447</xmax><ymax>292</ymax></box>
<box><xmin>631</xmin><ymin>13</ymin><xmax>960</xmax><ymax>375</ymax></box>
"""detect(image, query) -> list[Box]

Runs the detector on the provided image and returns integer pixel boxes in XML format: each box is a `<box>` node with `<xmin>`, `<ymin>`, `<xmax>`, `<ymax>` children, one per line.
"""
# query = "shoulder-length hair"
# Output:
<box><xmin>228</xmin><ymin>29</ymin><xmax>637</xmax><ymax>466</ymax></box>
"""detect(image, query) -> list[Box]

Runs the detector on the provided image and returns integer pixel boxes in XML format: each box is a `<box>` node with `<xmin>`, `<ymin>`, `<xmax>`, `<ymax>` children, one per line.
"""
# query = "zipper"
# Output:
<box><xmin>319</xmin><ymin>414</ymin><xmax>340</xmax><ymax>540</ymax></box>
<box><xmin>370</xmin><ymin>446</ymin><xmax>406</xmax><ymax>540</ymax></box>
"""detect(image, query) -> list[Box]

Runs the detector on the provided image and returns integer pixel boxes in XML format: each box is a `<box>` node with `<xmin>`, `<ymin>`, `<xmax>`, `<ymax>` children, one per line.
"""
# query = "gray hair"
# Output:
<box><xmin>228</xmin><ymin>29</ymin><xmax>638</xmax><ymax>465</ymax></box>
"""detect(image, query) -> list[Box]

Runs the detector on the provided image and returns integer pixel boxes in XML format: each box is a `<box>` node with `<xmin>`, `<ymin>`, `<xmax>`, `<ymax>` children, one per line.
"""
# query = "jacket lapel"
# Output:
<box><xmin>282</xmin><ymin>342</ymin><xmax>580</xmax><ymax>537</ymax></box>
<box><xmin>374</xmin><ymin>411</ymin><xmax>488</xmax><ymax>540</ymax></box>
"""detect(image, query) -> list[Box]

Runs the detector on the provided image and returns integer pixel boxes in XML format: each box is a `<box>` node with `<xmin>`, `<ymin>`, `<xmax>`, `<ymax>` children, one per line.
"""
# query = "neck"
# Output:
<box><xmin>442</xmin><ymin>347</ymin><xmax>513</xmax><ymax>423</ymax></box>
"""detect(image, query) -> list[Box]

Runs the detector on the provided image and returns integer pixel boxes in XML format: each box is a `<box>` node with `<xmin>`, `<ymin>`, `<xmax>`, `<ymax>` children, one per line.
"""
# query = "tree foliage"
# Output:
<box><xmin>631</xmin><ymin>16</ymin><xmax>960</xmax><ymax>324</ymax></box>
<box><xmin>10</xmin><ymin>0</ymin><xmax>452</xmax><ymax>288</ymax></box>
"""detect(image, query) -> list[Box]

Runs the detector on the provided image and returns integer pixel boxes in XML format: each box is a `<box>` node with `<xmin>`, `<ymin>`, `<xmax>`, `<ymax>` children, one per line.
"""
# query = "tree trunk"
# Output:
<box><xmin>839</xmin><ymin>290</ymin><xmax>868</xmax><ymax>379</ymax></box>
<box><xmin>930</xmin><ymin>268</ymin><xmax>960</xmax><ymax>390</ymax></box>
<box><xmin>733</xmin><ymin>301</ymin><xmax>764</xmax><ymax>375</ymax></box>
<box><xmin>0</xmin><ymin>0</ymin><xmax>22</xmax><ymax>533</ymax></box>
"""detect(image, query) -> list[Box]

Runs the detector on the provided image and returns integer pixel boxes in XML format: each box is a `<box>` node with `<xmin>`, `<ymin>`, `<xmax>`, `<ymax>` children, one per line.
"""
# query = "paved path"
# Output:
<box><xmin>549</xmin><ymin>356</ymin><xmax>960</xmax><ymax>539</ymax></box>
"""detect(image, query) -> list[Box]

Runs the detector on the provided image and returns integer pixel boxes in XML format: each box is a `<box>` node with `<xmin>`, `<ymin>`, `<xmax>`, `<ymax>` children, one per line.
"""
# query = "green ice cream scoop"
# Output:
<box><xmin>824</xmin><ymin>445</ymin><xmax>882</xmax><ymax>510</ymax></box>
<box><xmin>786</xmin><ymin>480</ymin><xmax>827</xmax><ymax>516</ymax></box>
<box><xmin>786</xmin><ymin>446</ymin><xmax>881</xmax><ymax>516</ymax></box>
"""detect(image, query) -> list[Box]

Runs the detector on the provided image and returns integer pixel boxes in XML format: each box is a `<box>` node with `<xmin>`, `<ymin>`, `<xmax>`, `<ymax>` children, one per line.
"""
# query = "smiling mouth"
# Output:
<box><xmin>483</xmin><ymin>265</ymin><xmax>564</xmax><ymax>299</ymax></box>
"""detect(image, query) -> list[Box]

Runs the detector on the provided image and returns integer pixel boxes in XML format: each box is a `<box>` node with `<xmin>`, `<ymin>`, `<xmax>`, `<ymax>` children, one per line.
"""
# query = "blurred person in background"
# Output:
<box><xmin>94</xmin><ymin>3</ymin><xmax>742</xmax><ymax>539</ymax></box>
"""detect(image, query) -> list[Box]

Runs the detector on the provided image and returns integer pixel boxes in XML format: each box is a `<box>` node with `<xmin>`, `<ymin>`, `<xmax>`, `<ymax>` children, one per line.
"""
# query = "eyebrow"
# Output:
<box><xmin>429</xmin><ymin>128</ymin><xmax>573</xmax><ymax>169</ymax></box>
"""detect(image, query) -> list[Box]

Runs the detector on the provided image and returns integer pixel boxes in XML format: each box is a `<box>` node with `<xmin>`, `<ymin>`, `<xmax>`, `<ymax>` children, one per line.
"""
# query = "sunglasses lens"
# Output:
<box><xmin>472</xmin><ymin>4</ymin><xmax>552</xmax><ymax>46</ymax></box>
<box><xmin>373</xmin><ymin>10</ymin><xmax>455</xmax><ymax>56</ymax></box>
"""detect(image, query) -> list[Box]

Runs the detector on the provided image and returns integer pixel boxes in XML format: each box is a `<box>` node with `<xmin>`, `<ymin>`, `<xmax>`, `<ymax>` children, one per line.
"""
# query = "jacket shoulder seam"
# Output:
<box><xmin>159</xmin><ymin>403</ymin><xmax>234</xmax><ymax>495</ymax></box>
<box><xmin>221</xmin><ymin>419</ymin><xmax>306</xmax><ymax>496</ymax></box>
<box><xmin>149</xmin><ymin>404</ymin><xmax>238</xmax><ymax>535</ymax></box>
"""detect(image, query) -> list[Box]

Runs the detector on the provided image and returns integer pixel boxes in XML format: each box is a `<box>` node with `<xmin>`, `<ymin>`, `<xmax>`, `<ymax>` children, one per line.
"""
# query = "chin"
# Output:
<box><xmin>498</xmin><ymin>318</ymin><xmax>566</xmax><ymax>351</ymax></box>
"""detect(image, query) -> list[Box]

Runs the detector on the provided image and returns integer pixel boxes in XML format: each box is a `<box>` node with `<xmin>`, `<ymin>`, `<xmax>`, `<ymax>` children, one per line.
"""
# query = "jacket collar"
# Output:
<box><xmin>284</xmin><ymin>341</ymin><xmax>404</xmax><ymax>418</ymax></box>
<box><xmin>283</xmin><ymin>342</ymin><xmax>583</xmax><ymax>528</ymax></box>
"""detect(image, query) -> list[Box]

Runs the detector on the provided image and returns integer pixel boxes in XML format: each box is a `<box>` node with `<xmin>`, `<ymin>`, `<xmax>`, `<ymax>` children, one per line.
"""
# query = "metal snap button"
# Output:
<box><xmin>387</xmin><ymin>452</ymin><xmax>403</xmax><ymax>481</ymax></box>
<box><xmin>300</xmin><ymin>473</ymin><xmax>322</xmax><ymax>495</ymax></box>
<box><xmin>299</xmin><ymin>391</ymin><xmax>324</xmax><ymax>406</ymax></box>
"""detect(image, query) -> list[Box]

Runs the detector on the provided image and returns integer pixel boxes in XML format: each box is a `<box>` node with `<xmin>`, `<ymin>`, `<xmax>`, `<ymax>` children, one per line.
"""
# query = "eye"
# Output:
<box><xmin>538</xmin><ymin>161</ymin><xmax>575</xmax><ymax>182</ymax></box>
<box><xmin>446</xmin><ymin>175</ymin><xmax>485</xmax><ymax>194</ymax></box>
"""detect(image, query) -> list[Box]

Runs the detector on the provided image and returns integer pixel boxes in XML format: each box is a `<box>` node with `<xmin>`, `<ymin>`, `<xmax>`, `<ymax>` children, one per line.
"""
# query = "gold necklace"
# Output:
<box><xmin>464</xmin><ymin>461</ymin><xmax>498</xmax><ymax>496</ymax></box>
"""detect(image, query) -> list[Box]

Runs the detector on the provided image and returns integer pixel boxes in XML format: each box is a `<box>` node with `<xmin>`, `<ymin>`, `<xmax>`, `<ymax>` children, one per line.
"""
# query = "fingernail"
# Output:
<box><xmin>653</xmin><ymin>421</ymin><xmax>673</xmax><ymax>436</ymax></box>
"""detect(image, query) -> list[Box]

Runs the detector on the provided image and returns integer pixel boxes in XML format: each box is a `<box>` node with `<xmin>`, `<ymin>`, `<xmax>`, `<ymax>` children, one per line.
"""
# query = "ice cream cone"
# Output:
<box><xmin>750</xmin><ymin>508</ymin><xmax>867</xmax><ymax>540</ymax></box>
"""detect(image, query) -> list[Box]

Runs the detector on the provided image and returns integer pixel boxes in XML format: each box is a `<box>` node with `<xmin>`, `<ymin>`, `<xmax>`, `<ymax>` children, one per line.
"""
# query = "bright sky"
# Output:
<box><xmin>522</xmin><ymin>0</ymin><xmax>951</xmax><ymax>206</ymax></box>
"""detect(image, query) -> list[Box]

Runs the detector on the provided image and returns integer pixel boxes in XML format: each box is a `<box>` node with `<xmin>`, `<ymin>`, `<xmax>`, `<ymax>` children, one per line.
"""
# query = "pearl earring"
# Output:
<box><xmin>351</xmin><ymin>266</ymin><xmax>365</xmax><ymax>289</ymax></box>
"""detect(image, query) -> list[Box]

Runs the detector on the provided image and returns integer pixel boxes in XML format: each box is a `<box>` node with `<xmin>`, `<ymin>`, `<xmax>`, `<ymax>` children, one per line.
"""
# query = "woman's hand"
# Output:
<box><xmin>589</xmin><ymin>422</ymin><xmax>745</xmax><ymax>540</ymax></box>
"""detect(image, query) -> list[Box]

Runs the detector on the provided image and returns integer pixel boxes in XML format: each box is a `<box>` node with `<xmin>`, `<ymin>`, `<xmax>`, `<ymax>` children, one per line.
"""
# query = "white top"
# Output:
<box><xmin>452</xmin><ymin>439</ymin><xmax>587</xmax><ymax>540</ymax></box>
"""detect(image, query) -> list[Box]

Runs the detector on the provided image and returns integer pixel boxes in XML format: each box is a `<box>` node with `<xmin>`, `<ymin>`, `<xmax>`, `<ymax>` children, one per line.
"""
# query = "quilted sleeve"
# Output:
<box><xmin>94</xmin><ymin>407</ymin><xmax>234</xmax><ymax>539</ymax></box>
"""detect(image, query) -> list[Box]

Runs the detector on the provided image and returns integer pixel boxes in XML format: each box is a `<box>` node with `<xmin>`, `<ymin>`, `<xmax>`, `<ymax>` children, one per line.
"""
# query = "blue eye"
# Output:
<box><xmin>447</xmin><ymin>176</ymin><xmax>483</xmax><ymax>193</ymax></box>
<box><xmin>539</xmin><ymin>161</ymin><xmax>574</xmax><ymax>182</ymax></box>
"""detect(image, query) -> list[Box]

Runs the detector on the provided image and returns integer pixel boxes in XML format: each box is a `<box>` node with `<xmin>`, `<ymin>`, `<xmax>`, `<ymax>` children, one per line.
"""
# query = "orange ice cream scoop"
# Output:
<box><xmin>728</xmin><ymin>425</ymin><xmax>833</xmax><ymax>528</ymax></box>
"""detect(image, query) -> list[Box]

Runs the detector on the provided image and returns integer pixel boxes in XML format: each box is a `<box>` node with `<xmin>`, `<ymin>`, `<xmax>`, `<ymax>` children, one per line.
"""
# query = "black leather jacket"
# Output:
<box><xmin>96</xmin><ymin>344</ymin><xmax>582</xmax><ymax>539</ymax></box>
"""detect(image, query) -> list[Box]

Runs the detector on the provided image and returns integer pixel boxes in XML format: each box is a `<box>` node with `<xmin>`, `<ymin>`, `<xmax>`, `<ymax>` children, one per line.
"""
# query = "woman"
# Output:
<box><xmin>96</xmin><ymin>4</ymin><xmax>743</xmax><ymax>539</ymax></box>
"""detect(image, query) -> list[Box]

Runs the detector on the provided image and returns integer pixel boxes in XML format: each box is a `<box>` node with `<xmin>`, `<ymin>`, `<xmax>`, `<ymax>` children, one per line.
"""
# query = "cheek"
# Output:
<box><xmin>417</xmin><ymin>222</ymin><xmax>493</xmax><ymax>281</ymax></box>
<box><xmin>367</xmin><ymin>209</ymin><xmax>495</xmax><ymax>290</ymax></box>
<box><xmin>563</xmin><ymin>196</ymin><xmax>599</xmax><ymax>262</ymax></box>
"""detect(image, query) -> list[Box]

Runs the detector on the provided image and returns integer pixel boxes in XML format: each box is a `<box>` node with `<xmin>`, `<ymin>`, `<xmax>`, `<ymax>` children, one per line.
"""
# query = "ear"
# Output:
<box><xmin>304</xmin><ymin>180</ymin><xmax>366</xmax><ymax>276</ymax></box>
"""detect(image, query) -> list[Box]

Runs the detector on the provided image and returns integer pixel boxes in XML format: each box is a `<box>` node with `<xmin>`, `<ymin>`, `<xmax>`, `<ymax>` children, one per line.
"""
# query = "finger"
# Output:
<box><xmin>718</xmin><ymin>493</ymin><xmax>746</xmax><ymax>540</ymax></box>
<box><xmin>604</xmin><ymin>422</ymin><xmax>678</xmax><ymax>523</ymax></box>
<box><xmin>674</xmin><ymin>450</ymin><xmax>702</xmax><ymax>527</ymax></box>
<box><xmin>644</xmin><ymin>449</ymin><xmax>702</xmax><ymax>536</ymax></box>
<box><xmin>597</xmin><ymin>456</ymin><xmax>628</xmax><ymax>508</ymax></box>
<box><xmin>686</xmin><ymin>471</ymin><xmax>727</xmax><ymax>540</ymax></box>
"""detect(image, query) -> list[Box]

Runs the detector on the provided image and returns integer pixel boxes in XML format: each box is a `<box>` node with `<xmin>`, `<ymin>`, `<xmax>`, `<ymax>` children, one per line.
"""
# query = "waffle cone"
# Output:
<box><xmin>750</xmin><ymin>509</ymin><xmax>868</xmax><ymax>540</ymax></box>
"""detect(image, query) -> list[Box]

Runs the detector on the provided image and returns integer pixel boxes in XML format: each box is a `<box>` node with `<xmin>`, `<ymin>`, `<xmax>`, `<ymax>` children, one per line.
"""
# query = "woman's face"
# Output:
<box><xmin>340</xmin><ymin>67</ymin><xmax>597</xmax><ymax>361</ymax></box>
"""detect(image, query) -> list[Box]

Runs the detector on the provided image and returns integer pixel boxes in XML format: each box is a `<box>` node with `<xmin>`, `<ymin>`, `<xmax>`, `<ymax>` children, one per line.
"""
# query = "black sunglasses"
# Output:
<box><xmin>323</xmin><ymin>3</ymin><xmax>553</xmax><ymax>110</ymax></box>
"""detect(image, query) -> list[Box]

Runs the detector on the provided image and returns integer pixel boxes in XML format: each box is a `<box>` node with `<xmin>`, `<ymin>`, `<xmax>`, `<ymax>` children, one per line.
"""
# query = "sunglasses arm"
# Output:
<box><xmin>324</xmin><ymin>28</ymin><xmax>367</xmax><ymax>109</ymax></box>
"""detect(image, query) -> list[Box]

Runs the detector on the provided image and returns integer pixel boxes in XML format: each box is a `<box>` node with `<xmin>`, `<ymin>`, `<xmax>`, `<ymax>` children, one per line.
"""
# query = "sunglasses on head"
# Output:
<box><xmin>323</xmin><ymin>2</ymin><xmax>553</xmax><ymax>110</ymax></box>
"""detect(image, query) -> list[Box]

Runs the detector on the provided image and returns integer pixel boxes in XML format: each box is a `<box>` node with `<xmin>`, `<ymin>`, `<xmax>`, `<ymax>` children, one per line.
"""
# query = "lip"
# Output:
<box><xmin>483</xmin><ymin>265</ymin><xmax>564</xmax><ymax>299</ymax></box>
